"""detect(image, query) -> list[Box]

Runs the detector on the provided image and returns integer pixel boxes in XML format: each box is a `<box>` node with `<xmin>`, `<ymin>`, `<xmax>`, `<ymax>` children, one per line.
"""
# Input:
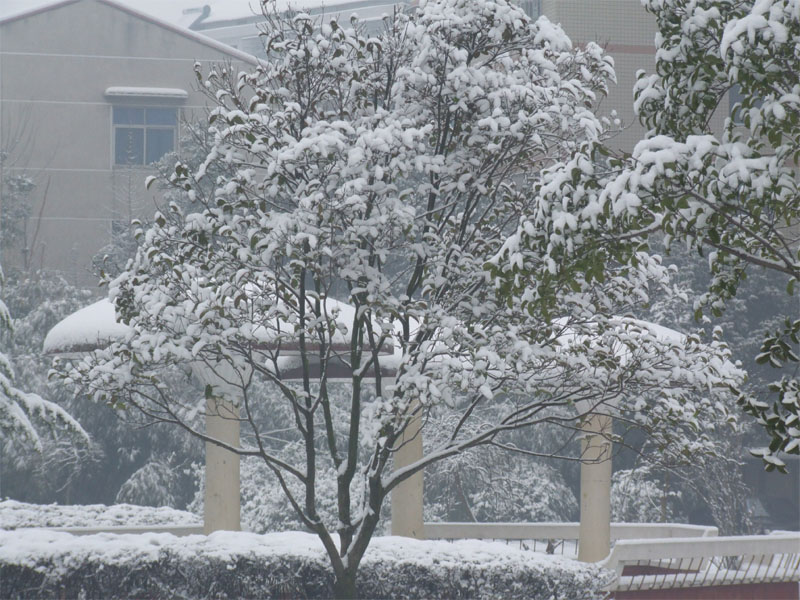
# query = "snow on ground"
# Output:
<box><xmin>0</xmin><ymin>500</ymin><xmax>199</xmax><ymax>530</ymax></box>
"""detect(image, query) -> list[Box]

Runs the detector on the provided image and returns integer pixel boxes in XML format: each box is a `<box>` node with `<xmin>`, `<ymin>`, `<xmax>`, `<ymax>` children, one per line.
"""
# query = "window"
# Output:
<box><xmin>113</xmin><ymin>106</ymin><xmax>177</xmax><ymax>165</ymax></box>
<box><xmin>517</xmin><ymin>0</ymin><xmax>540</xmax><ymax>18</ymax></box>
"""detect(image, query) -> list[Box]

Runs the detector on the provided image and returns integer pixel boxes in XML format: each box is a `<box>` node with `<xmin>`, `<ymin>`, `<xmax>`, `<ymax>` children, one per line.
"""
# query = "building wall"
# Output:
<box><xmin>541</xmin><ymin>0</ymin><xmax>656</xmax><ymax>151</ymax></box>
<box><xmin>0</xmin><ymin>0</ymin><xmax>252</xmax><ymax>285</ymax></box>
<box><xmin>541</xmin><ymin>0</ymin><xmax>729</xmax><ymax>151</ymax></box>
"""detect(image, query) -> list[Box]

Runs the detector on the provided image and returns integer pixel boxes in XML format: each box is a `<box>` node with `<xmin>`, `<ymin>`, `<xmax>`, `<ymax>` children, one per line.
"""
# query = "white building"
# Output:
<box><xmin>0</xmin><ymin>0</ymin><xmax>255</xmax><ymax>284</ymax></box>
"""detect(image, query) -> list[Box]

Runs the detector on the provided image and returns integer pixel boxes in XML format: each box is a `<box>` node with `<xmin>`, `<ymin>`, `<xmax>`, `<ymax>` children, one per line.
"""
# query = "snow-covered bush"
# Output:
<box><xmin>0</xmin><ymin>529</ymin><xmax>609</xmax><ymax>600</ymax></box>
<box><xmin>115</xmin><ymin>458</ymin><xmax>190</xmax><ymax>508</ymax></box>
<box><xmin>0</xmin><ymin>500</ymin><xmax>199</xmax><ymax>530</ymax></box>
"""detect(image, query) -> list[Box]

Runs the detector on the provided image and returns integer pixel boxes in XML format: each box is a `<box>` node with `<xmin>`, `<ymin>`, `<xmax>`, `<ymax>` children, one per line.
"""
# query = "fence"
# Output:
<box><xmin>423</xmin><ymin>522</ymin><xmax>718</xmax><ymax>556</ymax></box>
<box><xmin>49</xmin><ymin>524</ymin><xmax>204</xmax><ymax>536</ymax></box>
<box><xmin>601</xmin><ymin>532</ymin><xmax>800</xmax><ymax>595</ymax></box>
<box><xmin>41</xmin><ymin>520</ymin><xmax>800</xmax><ymax>595</ymax></box>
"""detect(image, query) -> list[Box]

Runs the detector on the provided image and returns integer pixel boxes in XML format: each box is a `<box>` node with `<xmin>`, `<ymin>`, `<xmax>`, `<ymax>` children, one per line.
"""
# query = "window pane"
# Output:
<box><xmin>115</xmin><ymin>127</ymin><xmax>144</xmax><ymax>164</ymax></box>
<box><xmin>145</xmin><ymin>127</ymin><xmax>174</xmax><ymax>163</ymax></box>
<box><xmin>146</xmin><ymin>108</ymin><xmax>177</xmax><ymax>126</ymax></box>
<box><xmin>113</xmin><ymin>107</ymin><xmax>144</xmax><ymax>125</ymax></box>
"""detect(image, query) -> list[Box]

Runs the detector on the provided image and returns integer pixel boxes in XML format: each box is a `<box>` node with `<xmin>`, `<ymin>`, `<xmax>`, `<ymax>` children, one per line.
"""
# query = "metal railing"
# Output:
<box><xmin>423</xmin><ymin>522</ymin><xmax>718</xmax><ymax>556</ymax></box>
<box><xmin>49</xmin><ymin>524</ymin><xmax>204</xmax><ymax>536</ymax></box>
<box><xmin>601</xmin><ymin>532</ymin><xmax>800</xmax><ymax>593</ymax></box>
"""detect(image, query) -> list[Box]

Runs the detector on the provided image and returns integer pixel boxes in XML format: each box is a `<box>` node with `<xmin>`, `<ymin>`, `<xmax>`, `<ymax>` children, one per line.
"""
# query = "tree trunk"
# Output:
<box><xmin>332</xmin><ymin>571</ymin><xmax>358</xmax><ymax>600</ymax></box>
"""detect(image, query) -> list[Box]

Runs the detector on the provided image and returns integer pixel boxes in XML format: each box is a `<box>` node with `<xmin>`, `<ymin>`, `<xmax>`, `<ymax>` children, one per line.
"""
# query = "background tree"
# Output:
<box><xmin>642</xmin><ymin>238</ymin><xmax>797</xmax><ymax>530</ymax></box>
<box><xmin>61</xmin><ymin>1</ymin><xmax>746</xmax><ymax>597</ymax></box>
<box><xmin>630</xmin><ymin>0</ymin><xmax>800</xmax><ymax>468</ymax></box>
<box><xmin>0</xmin><ymin>266</ymin><xmax>88</xmax><ymax>455</ymax></box>
<box><xmin>499</xmin><ymin>0</ymin><xmax>799</xmax><ymax>469</ymax></box>
<box><xmin>0</xmin><ymin>136</ymin><xmax>212</xmax><ymax>507</ymax></box>
<box><xmin>0</xmin><ymin>270</ymin><xmax>193</xmax><ymax>506</ymax></box>
<box><xmin>424</xmin><ymin>419</ymin><xmax>579</xmax><ymax>524</ymax></box>
<box><xmin>0</xmin><ymin>107</ymin><xmax>52</xmax><ymax>272</ymax></box>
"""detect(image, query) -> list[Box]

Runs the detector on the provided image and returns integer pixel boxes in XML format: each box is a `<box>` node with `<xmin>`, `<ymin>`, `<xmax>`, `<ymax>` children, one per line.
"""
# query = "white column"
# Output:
<box><xmin>389</xmin><ymin>380</ymin><xmax>424</xmax><ymax>539</ymax></box>
<box><xmin>204</xmin><ymin>396</ymin><xmax>241</xmax><ymax>534</ymax></box>
<box><xmin>578</xmin><ymin>413</ymin><xmax>612</xmax><ymax>562</ymax></box>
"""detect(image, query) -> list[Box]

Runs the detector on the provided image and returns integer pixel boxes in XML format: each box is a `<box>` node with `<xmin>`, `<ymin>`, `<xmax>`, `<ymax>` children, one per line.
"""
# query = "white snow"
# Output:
<box><xmin>0</xmin><ymin>502</ymin><xmax>599</xmax><ymax>586</ymax></box>
<box><xmin>0</xmin><ymin>526</ymin><xmax>594</xmax><ymax>580</ymax></box>
<box><xmin>0</xmin><ymin>500</ymin><xmax>199</xmax><ymax>530</ymax></box>
<box><xmin>42</xmin><ymin>299</ymin><xmax>130</xmax><ymax>355</ymax></box>
<box><xmin>105</xmin><ymin>86</ymin><xmax>189</xmax><ymax>99</ymax></box>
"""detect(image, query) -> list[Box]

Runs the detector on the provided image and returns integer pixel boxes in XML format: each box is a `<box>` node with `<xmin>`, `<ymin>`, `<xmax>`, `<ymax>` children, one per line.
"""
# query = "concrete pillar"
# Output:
<box><xmin>204</xmin><ymin>396</ymin><xmax>241</xmax><ymax>534</ymax></box>
<box><xmin>390</xmin><ymin>384</ymin><xmax>424</xmax><ymax>538</ymax></box>
<box><xmin>578</xmin><ymin>413</ymin><xmax>612</xmax><ymax>562</ymax></box>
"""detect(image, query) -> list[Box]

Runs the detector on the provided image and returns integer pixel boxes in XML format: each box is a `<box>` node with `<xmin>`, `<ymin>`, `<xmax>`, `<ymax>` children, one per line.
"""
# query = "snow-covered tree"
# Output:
<box><xmin>59</xmin><ymin>1</ymin><xmax>746</xmax><ymax>596</ymax></box>
<box><xmin>497</xmin><ymin>0</ymin><xmax>799</xmax><ymax>470</ymax></box>
<box><xmin>611</xmin><ymin>467</ymin><xmax>684</xmax><ymax>524</ymax></box>
<box><xmin>631</xmin><ymin>0</ymin><xmax>800</xmax><ymax>469</ymax></box>
<box><xmin>0</xmin><ymin>271</ymin><xmax>200</xmax><ymax>507</ymax></box>
<box><xmin>0</xmin><ymin>266</ymin><xmax>88</xmax><ymax>453</ymax></box>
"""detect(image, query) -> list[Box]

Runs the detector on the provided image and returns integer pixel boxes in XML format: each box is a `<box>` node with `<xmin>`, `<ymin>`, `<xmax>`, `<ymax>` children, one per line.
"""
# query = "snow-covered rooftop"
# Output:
<box><xmin>42</xmin><ymin>296</ymin><xmax>397</xmax><ymax>369</ymax></box>
<box><xmin>217</xmin><ymin>0</ymin><xmax>403</xmax><ymax>21</ymax></box>
<box><xmin>0</xmin><ymin>0</ymin><xmax>194</xmax><ymax>23</ymax></box>
<box><xmin>42</xmin><ymin>299</ymin><xmax>130</xmax><ymax>355</ymax></box>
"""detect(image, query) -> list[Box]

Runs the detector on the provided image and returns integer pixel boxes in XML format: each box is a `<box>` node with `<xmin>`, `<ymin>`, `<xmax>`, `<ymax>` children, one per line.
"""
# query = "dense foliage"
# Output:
<box><xmin>58</xmin><ymin>0</ymin><xmax>747</xmax><ymax>596</ymax></box>
<box><xmin>494</xmin><ymin>0</ymin><xmax>800</xmax><ymax>469</ymax></box>
<box><xmin>0</xmin><ymin>267</ymin><xmax>88</xmax><ymax>454</ymax></box>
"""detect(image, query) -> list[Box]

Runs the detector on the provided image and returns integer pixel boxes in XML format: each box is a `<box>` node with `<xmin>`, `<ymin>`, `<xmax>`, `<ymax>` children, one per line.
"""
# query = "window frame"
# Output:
<box><xmin>111</xmin><ymin>105</ymin><xmax>180</xmax><ymax>168</ymax></box>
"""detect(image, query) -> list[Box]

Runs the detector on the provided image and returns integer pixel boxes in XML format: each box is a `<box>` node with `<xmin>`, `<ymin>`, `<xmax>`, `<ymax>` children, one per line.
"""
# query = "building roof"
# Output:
<box><xmin>189</xmin><ymin>0</ymin><xmax>408</xmax><ymax>30</ymax></box>
<box><xmin>0</xmin><ymin>0</ymin><xmax>259</xmax><ymax>65</ymax></box>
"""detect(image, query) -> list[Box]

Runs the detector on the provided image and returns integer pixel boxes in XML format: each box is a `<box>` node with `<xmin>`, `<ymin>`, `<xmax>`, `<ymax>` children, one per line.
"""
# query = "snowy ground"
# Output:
<box><xmin>0</xmin><ymin>499</ymin><xmax>200</xmax><ymax>529</ymax></box>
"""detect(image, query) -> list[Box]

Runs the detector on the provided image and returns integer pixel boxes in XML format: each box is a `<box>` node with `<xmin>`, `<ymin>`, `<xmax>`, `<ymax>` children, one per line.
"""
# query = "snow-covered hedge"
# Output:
<box><xmin>0</xmin><ymin>500</ymin><xmax>199</xmax><ymax>529</ymax></box>
<box><xmin>0</xmin><ymin>528</ymin><xmax>609</xmax><ymax>599</ymax></box>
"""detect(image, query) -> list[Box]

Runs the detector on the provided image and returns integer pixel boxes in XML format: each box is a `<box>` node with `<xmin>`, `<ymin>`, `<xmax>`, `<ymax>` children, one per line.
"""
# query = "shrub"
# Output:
<box><xmin>0</xmin><ymin>529</ymin><xmax>609</xmax><ymax>599</ymax></box>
